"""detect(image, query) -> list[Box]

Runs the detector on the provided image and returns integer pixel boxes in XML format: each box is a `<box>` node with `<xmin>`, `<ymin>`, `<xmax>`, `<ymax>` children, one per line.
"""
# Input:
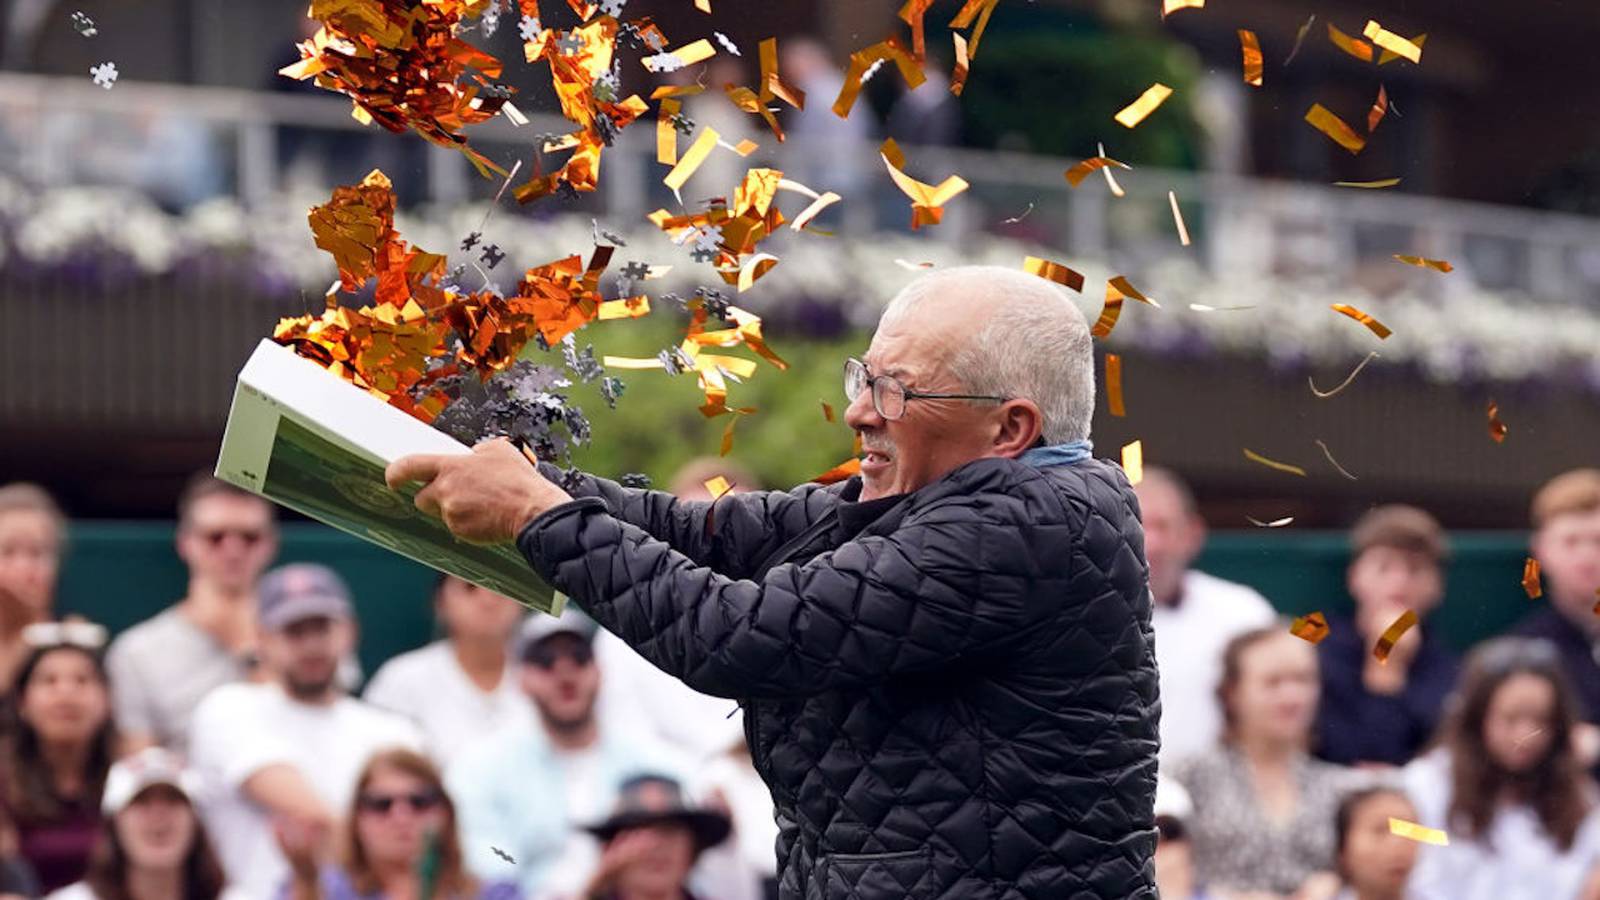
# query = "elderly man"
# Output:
<box><xmin>387</xmin><ymin>266</ymin><xmax>1160</xmax><ymax>898</ymax></box>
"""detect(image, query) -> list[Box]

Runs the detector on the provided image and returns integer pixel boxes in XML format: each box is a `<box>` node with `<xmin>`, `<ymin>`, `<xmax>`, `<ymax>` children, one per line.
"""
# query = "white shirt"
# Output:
<box><xmin>46</xmin><ymin>882</ymin><xmax>252</xmax><ymax>900</ymax></box>
<box><xmin>187</xmin><ymin>682</ymin><xmax>422</xmax><ymax>900</ymax></box>
<box><xmin>594</xmin><ymin>631</ymin><xmax>744</xmax><ymax>763</ymax></box>
<box><xmin>1402</xmin><ymin>750</ymin><xmax>1600</xmax><ymax>900</ymax></box>
<box><xmin>363</xmin><ymin>641</ymin><xmax>532</xmax><ymax>766</ymax></box>
<box><xmin>1152</xmin><ymin>569</ymin><xmax>1277</xmax><ymax>766</ymax></box>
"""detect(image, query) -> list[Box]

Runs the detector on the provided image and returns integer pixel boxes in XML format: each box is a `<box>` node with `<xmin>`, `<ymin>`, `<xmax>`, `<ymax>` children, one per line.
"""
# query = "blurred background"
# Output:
<box><xmin>2</xmin><ymin>0</ymin><xmax>1598</xmax><ymax>650</ymax></box>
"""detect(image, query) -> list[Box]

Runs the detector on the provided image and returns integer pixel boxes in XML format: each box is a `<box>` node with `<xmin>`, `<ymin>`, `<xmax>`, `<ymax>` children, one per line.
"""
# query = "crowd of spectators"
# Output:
<box><xmin>0</xmin><ymin>461</ymin><xmax>1598</xmax><ymax>900</ymax></box>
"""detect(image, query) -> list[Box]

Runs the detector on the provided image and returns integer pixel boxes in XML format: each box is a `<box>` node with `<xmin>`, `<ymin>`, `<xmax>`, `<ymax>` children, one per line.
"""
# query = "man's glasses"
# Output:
<box><xmin>843</xmin><ymin>358</ymin><xmax>1009</xmax><ymax>421</ymax></box>
<box><xmin>196</xmin><ymin>527</ymin><xmax>267</xmax><ymax>549</ymax></box>
<box><xmin>356</xmin><ymin>791</ymin><xmax>443</xmax><ymax>816</ymax></box>
<box><xmin>525</xmin><ymin>640</ymin><xmax>595</xmax><ymax>670</ymax></box>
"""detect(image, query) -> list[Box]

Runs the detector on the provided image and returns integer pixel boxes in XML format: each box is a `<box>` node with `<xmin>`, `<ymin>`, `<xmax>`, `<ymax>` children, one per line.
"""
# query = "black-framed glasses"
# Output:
<box><xmin>843</xmin><ymin>358</ymin><xmax>1009</xmax><ymax>421</ymax></box>
<box><xmin>356</xmin><ymin>791</ymin><xmax>443</xmax><ymax>816</ymax></box>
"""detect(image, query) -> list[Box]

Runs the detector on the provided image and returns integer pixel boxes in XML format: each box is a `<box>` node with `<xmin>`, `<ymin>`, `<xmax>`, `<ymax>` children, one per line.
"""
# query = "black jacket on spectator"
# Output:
<box><xmin>1514</xmin><ymin>608</ymin><xmax>1600</xmax><ymax>722</ymax></box>
<box><xmin>1314</xmin><ymin>614</ymin><xmax>1459</xmax><ymax>766</ymax></box>
<box><xmin>519</xmin><ymin>457</ymin><xmax>1159</xmax><ymax>899</ymax></box>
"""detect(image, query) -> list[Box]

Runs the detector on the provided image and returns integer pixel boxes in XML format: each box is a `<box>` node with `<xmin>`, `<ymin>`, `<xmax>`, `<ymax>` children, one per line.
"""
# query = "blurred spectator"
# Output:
<box><xmin>1152</xmin><ymin>777</ymin><xmax>1216</xmax><ymax>900</ymax></box>
<box><xmin>47</xmin><ymin>747</ymin><xmax>243</xmax><ymax>900</ymax></box>
<box><xmin>0</xmin><ymin>627</ymin><xmax>117</xmax><ymax>894</ymax></box>
<box><xmin>187</xmin><ymin>564</ymin><xmax>421</xmax><ymax>899</ymax></box>
<box><xmin>884</xmin><ymin>49</ymin><xmax>961</xmax><ymax>148</ymax></box>
<box><xmin>1329</xmin><ymin>787</ymin><xmax>1420</xmax><ymax>900</ymax></box>
<box><xmin>107</xmin><ymin>474</ymin><xmax>277</xmax><ymax>754</ymax></box>
<box><xmin>568</xmin><ymin>774</ymin><xmax>732</xmax><ymax>900</ymax></box>
<box><xmin>681</xmin><ymin>58</ymin><xmax>764</xmax><ymax>199</ymax></box>
<box><xmin>1401</xmin><ymin>637</ymin><xmax>1600</xmax><ymax>900</ymax></box>
<box><xmin>1172</xmin><ymin>627</ymin><xmax>1360</xmax><ymax>900</ymax></box>
<box><xmin>277</xmin><ymin>748</ymin><xmax>518</xmax><ymax>900</ymax></box>
<box><xmin>0</xmin><ymin>484</ymin><xmax>66</xmax><ymax>690</ymax></box>
<box><xmin>448</xmin><ymin>609</ymin><xmax>685</xmax><ymax>898</ymax></box>
<box><xmin>778</xmin><ymin>38</ymin><xmax>877</xmax><ymax>227</ymax></box>
<box><xmin>1515</xmin><ymin>470</ymin><xmax>1600</xmax><ymax>730</ymax></box>
<box><xmin>693</xmin><ymin>739</ymin><xmax>776</xmax><ymax>900</ymax></box>
<box><xmin>364</xmin><ymin>576</ymin><xmax>530</xmax><ymax>767</ymax></box>
<box><xmin>1135</xmin><ymin>467</ymin><xmax>1276</xmax><ymax>766</ymax></box>
<box><xmin>595</xmin><ymin>459</ymin><xmax>753</xmax><ymax>763</ymax></box>
<box><xmin>1316</xmin><ymin>506</ymin><xmax>1460</xmax><ymax>767</ymax></box>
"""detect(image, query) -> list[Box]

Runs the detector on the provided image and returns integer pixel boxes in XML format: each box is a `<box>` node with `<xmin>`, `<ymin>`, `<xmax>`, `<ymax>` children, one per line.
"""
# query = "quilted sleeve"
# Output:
<box><xmin>517</xmin><ymin>490</ymin><xmax>1064</xmax><ymax>699</ymax></box>
<box><xmin>540</xmin><ymin>463</ymin><xmax>841</xmax><ymax>579</ymax></box>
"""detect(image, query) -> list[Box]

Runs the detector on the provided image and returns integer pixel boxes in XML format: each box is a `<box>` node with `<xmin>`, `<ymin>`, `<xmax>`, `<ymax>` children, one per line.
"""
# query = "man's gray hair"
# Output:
<box><xmin>880</xmin><ymin>266</ymin><xmax>1095</xmax><ymax>444</ymax></box>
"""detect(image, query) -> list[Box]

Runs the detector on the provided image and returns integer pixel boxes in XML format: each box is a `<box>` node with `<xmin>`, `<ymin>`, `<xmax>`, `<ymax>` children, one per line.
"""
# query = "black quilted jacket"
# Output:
<box><xmin>518</xmin><ymin>456</ymin><xmax>1159</xmax><ymax>899</ymax></box>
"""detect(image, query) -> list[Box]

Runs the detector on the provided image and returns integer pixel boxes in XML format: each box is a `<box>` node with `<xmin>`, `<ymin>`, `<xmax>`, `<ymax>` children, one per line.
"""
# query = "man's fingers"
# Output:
<box><xmin>385</xmin><ymin>453</ymin><xmax>452</xmax><ymax>491</ymax></box>
<box><xmin>413</xmin><ymin>481</ymin><xmax>444</xmax><ymax>519</ymax></box>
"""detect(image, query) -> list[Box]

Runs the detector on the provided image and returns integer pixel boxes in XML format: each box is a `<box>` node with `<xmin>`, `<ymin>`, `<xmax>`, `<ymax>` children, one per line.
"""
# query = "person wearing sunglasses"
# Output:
<box><xmin>389</xmin><ymin>266</ymin><xmax>1160</xmax><ymax>898</ymax></box>
<box><xmin>448</xmin><ymin>608</ymin><xmax>690</xmax><ymax>899</ymax></box>
<box><xmin>278</xmin><ymin>748</ymin><xmax>517</xmax><ymax>900</ymax></box>
<box><xmin>0</xmin><ymin>632</ymin><xmax>117</xmax><ymax>895</ymax></box>
<box><xmin>187</xmin><ymin>564</ymin><xmax>422</xmax><ymax>900</ymax></box>
<box><xmin>106</xmin><ymin>473</ymin><xmax>278</xmax><ymax>755</ymax></box>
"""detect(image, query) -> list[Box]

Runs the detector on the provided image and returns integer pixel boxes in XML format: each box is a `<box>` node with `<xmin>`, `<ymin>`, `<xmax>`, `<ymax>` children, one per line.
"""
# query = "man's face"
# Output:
<box><xmin>177</xmin><ymin>495</ymin><xmax>276</xmax><ymax>595</ymax></box>
<box><xmin>845</xmin><ymin>306</ymin><xmax>1002</xmax><ymax>502</ymax></box>
<box><xmin>0</xmin><ymin>509</ymin><xmax>61</xmax><ymax>619</ymax></box>
<box><xmin>1532</xmin><ymin>509</ymin><xmax>1600</xmax><ymax>626</ymax></box>
<box><xmin>435</xmin><ymin>578</ymin><xmax>523</xmax><ymax>644</ymax></box>
<box><xmin>1133</xmin><ymin>479</ymin><xmax>1204</xmax><ymax>606</ymax></box>
<box><xmin>1347</xmin><ymin>546</ymin><xmax>1443</xmax><ymax>619</ymax></box>
<box><xmin>263</xmin><ymin>616</ymin><xmax>350</xmax><ymax>700</ymax></box>
<box><xmin>519</xmin><ymin>633</ymin><xmax>600</xmax><ymax>733</ymax></box>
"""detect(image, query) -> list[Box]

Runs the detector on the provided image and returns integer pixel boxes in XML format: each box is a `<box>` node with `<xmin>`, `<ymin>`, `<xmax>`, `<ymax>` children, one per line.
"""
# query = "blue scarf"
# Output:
<box><xmin>1018</xmin><ymin>439</ymin><xmax>1094</xmax><ymax>468</ymax></box>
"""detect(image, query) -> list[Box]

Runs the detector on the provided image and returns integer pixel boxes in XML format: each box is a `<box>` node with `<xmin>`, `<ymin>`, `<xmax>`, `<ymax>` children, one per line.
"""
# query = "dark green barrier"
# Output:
<box><xmin>57</xmin><ymin>523</ymin><xmax>1536</xmax><ymax>674</ymax></box>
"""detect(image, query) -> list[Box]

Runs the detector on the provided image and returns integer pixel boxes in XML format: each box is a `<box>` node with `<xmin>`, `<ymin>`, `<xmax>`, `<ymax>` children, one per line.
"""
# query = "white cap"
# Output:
<box><xmin>1153</xmin><ymin>775</ymin><xmax>1193</xmax><ymax>823</ymax></box>
<box><xmin>102</xmin><ymin>748</ymin><xmax>202</xmax><ymax>816</ymax></box>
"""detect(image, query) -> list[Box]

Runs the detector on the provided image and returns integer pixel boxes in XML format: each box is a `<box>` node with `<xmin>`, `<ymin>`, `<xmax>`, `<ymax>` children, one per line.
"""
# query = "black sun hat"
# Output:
<box><xmin>583</xmin><ymin>773</ymin><xmax>732</xmax><ymax>852</ymax></box>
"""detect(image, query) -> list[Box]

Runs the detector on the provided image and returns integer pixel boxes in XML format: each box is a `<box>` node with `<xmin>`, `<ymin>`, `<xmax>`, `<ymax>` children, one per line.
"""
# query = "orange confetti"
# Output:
<box><xmin>1331</xmin><ymin>303</ymin><xmax>1392</xmax><ymax>339</ymax></box>
<box><xmin>950</xmin><ymin>32</ymin><xmax>970</xmax><ymax>97</ymax></box>
<box><xmin>1162</xmin><ymin>0</ymin><xmax>1204</xmax><ymax>16</ymax></box>
<box><xmin>1373</xmin><ymin>609</ymin><xmax>1419</xmax><ymax>663</ymax></box>
<box><xmin>1238</xmin><ymin>29</ymin><xmax>1263</xmax><ymax>87</ymax></box>
<box><xmin>1064</xmin><ymin>156</ymin><xmax>1131</xmax><ymax>187</ymax></box>
<box><xmin>1121</xmin><ymin>440</ymin><xmax>1144</xmax><ymax>486</ymax></box>
<box><xmin>1379</xmin><ymin>32</ymin><xmax>1428</xmax><ymax>65</ymax></box>
<box><xmin>1335</xmin><ymin>178</ymin><xmax>1402</xmax><ymax>189</ymax></box>
<box><xmin>821</xmin><ymin>400</ymin><xmax>836</xmax><ymax>423</ymax></box>
<box><xmin>1389</xmin><ymin>819</ymin><xmax>1449</xmax><ymax>846</ymax></box>
<box><xmin>1363</xmin><ymin>20</ymin><xmax>1423</xmax><ymax>64</ymax></box>
<box><xmin>899</xmin><ymin>0</ymin><xmax>935</xmax><ymax>61</ymax></box>
<box><xmin>1115</xmin><ymin>83</ymin><xmax>1173</xmax><ymax>129</ymax></box>
<box><xmin>1327</xmin><ymin>23</ymin><xmax>1375</xmax><ymax>62</ymax></box>
<box><xmin>657</xmin><ymin>98</ymin><xmax>681</xmax><ymax>165</ymax></box>
<box><xmin>642</xmin><ymin>39</ymin><xmax>717</xmax><ymax>73</ymax></box>
<box><xmin>1305</xmin><ymin>103</ymin><xmax>1367</xmax><ymax>154</ymax></box>
<box><xmin>833</xmin><ymin>38</ymin><xmax>924</xmax><ymax>119</ymax></box>
<box><xmin>663</xmin><ymin>127</ymin><xmax>721</xmax><ymax>192</ymax></box>
<box><xmin>694</xmin><ymin>0</ymin><xmax>711</xmax><ymax>12</ymax></box>
<box><xmin>1368</xmin><ymin>84</ymin><xmax>1389</xmax><ymax>132</ymax></box>
<box><xmin>1106</xmin><ymin>354</ymin><xmax>1126</xmax><ymax>417</ymax></box>
<box><xmin>1290</xmin><ymin>611</ymin><xmax>1330</xmax><ymax>644</ymax></box>
<box><xmin>812</xmin><ymin>457</ymin><xmax>862</xmax><ymax>485</ymax></box>
<box><xmin>1488</xmin><ymin>400</ymin><xmax>1509</xmax><ymax>444</ymax></box>
<box><xmin>1522</xmin><ymin>557</ymin><xmax>1542</xmax><ymax>599</ymax></box>
<box><xmin>1248</xmin><ymin>516</ymin><xmax>1296</xmax><ymax>528</ymax></box>
<box><xmin>1394</xmin><ymin>254</ymin><xmax>1453</xmax><ymax>273</ymax></box>
<box><xmin>1090</xmin><ymin>277</ymin><xmax>1157</xmax><ymax>339</ymax></box>
<box><xmin>1243</xmin><ymin>448</ymin><xmax>1307</xmax><ymax>477</ymax></box>
<box><xmin>881</xmin><ymin>138</ymin><xmax>969</xmax><ymax>230</ymax></box>
<box><xmin>704</xmin><ymin>476</ymin><xmax>733</xmax><ymax>499</ymax></box>
<box><xmin>949</xmin><ymin>0</ymin><xmax>1000</xmax><ymax>59</ymax></box>
<box><xmin>1022</xmin><ymin>256</ymin><xmax>1085</xmax><ymax>292</ymax></box>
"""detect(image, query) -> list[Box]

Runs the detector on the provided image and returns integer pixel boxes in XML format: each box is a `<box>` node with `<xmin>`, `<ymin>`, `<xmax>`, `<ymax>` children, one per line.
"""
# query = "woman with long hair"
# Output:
<box><xmin>278</xmin><ymin>748</ymin><xmax>518</xmax><ymax>900</ymax></box>
<box><xmin>47</xmin><ymin>748</ymin><xmax>239</xmax><ymax>900</ymax></box>
<box><xmin>1171</xmin><ymin>626</ymin><xmax>1364</xmax><ymax>900</ymax></box>
<box><xmin>0</xmin><ymin>628</ymin><xmax>118</xmax><ymax>894</ymax></box>
<box><xmin>1328</xmin><ymin>787</ymin><xmax>1420</xmax><ymax>900</ymax></box>
<box><xmin>1401</xmin><ymin>637</ymin><xmax>1600</xmax><ymax>900</ymax></box>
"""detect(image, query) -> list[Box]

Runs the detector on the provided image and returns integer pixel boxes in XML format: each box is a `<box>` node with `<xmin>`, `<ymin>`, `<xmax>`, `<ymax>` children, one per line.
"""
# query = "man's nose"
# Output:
<box><xmin>843</xmin><ymin>387</ymin><xmax>881</xmax><ymax>431</ymax></box>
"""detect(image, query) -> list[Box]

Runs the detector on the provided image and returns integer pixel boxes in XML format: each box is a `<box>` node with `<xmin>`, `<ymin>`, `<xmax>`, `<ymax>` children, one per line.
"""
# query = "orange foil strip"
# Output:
<box><xmin>1306</xmin><ymin>103</ymin><xmax>1367</xmax><ymax>154</ymax></box>
<box><xmin>1106</xmin><ymin>354</ymin><xmax>1126</xmax><ymax>417</ymax></box>
<box><xmin>1363</xmin><ymin>20</ymin><xmax>1423</xmax><ymax>63</ymax></box>
<box><xmin>1394</xmin><ymin>254</ymin><xmax>1453</xmax><ymax>272</ymax></box>
<box><xmin>1022</xmin><ymin>256</ymin><xmax>1086</xmax><ymax>292</ymax></box>
<box><xmin>1522</xmin><ymin>557</ymin><xmax>1542</xmax><ymax>599</ymax></box>
<box><xmin>1331</xmin><ymin>303</ymin><xmax>1392</xmax><ymax>339</ymax></box>
<box><xmin>1327</xmin><ymin>23</ymin><xmax>1375</xmax><ymax>62</ymax></box>
<box><xmin>1121</xmin><ymin>440</ymin><xmax>1144</xmax><ymax>486</ymax></box>
<box><xmin>1290</xmin><ymin>611</ymin><xmax>1330</xmax><ymax>644</ymax></box>
<box><xmin>1488</xmin><ymin>400</ymin><xmax>1509</xmax><ymax>444</ymax></box>
<box><xmin>1373</xmin><ymin>609</ymin><xmax>1419</xmax><ymax>663</ymax></box>
<box><xmin>1115</xmin><ymin>83</ymin><xmax>1173</xmax><ymax>129</ymax></box>
<box><xmin>1239</xmin><ymin>29</ymin><xmax>1264</xmax><ymax>87</ymax></box>
<box><xmin>1064</xmin><ymin>155</ymin><xmax>1131</xmax><ymax>187</ymax></box>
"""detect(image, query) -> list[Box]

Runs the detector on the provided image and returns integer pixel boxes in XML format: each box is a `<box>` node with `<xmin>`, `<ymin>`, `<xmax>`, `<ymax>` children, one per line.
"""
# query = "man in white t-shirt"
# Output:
<box><xmin>448</xmin><ymin>607</ymin><xmax>687</xmax><ymax>898</ymax></box>
<box><xmin>188</xmin><ymin>563</ymin><xmax>421</xmax><ymax>899</ymax></box>
<box><xmin>1136</xmin><ymin>467</ymin><xmax>1277</xmax><ymax>767</ymax></box>
<box><xmin>363</xmin><ymin>574</ymin><xmax>530</xmax><ymax>765</ymax></box>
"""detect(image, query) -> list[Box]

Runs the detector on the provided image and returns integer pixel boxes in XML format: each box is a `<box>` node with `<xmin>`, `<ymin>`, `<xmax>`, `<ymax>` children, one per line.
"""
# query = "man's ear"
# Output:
<box><xmin>993</xmin><ymin>399</ymin><xmax>1044</xmax><ymax>458</ymax></box>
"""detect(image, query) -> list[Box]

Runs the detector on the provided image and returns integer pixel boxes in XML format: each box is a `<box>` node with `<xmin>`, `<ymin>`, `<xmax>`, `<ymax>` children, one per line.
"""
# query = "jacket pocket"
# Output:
<box><xmin>821</xmin><ymin>848</ymin><xmax>934</xmax><ymax>900</ymax></box>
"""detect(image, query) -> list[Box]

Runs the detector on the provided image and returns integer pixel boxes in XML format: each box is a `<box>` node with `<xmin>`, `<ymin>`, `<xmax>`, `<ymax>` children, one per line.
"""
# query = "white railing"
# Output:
<box><xmin>3</xmin><ymin>71</ymin><xmax>1600</xmax><ymax>305</ymax></box>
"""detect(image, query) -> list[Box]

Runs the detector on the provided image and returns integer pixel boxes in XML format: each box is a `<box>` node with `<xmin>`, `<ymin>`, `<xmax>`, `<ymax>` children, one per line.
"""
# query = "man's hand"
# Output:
<box><xmin>385</xmin><ymin>439</ymin><xmax>574</xmax><ymax>544</ymax></box>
